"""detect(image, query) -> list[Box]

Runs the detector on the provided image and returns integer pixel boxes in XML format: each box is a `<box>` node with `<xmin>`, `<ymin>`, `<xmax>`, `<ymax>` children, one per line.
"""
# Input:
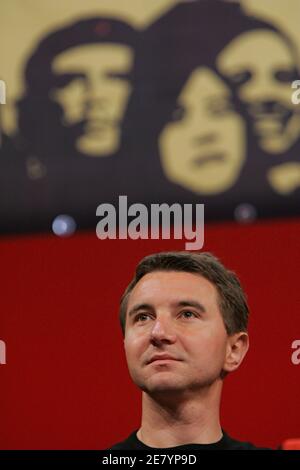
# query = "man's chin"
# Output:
<box><xmin>74</xmin><ymin>127</ymin><xmax>120</xmax><ymax>157</ymax></box>
<box><xmin>252</xmin><ymin>121</ymin><xmax>292</xmax><ymax>153</ymax></box>
<box><xmin>75</xmin><ymin>132</ymin><xmax>120</xmax><ymax>157</ymax></box>
<box><xmin>139</xmin><ymin>375</ymin><xmax>188</xmax><ymax>394</ymax></box>
<box><xmin>258</xmin><ymin>133</ymin><xmax>292</xmax><ymax>154</ymax></box>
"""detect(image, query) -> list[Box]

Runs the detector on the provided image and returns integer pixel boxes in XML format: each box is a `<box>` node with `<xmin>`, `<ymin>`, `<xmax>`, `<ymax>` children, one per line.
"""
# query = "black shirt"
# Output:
<box><xmin>109</xmin><ymin>430</ymin><xmax>269</xmax><ymax>450</ymax></box>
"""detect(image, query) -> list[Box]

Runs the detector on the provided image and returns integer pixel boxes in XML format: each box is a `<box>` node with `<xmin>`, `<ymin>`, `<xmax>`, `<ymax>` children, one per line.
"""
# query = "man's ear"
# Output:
<box><xmin>223</xmin><ymin>331</ymin><xmax>249</xmax><ymax>373</ymax></box>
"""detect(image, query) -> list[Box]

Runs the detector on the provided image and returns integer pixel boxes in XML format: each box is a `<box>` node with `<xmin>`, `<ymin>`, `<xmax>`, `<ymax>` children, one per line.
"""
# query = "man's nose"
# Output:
<box><xmin>189</xmin><ymin>111</ymin><xmax>220</xmax><ymax>143</ymax></box>
<box><xmin>193</xmin><ymin>132</ymin><xmax>218</xmax><ymax>146</ymax></box>
<box><xmin>239</xmin><ymin>75</ymin><xmax>283</xmax><ymax>103</ymax></box>
<box><xmin>150</xmin><ymin>318</ymin><xmax>177</xmax><ymax>346</ymax></box>
<box><xmin>83</xmin><ymin>75</ymin><xmax>110</xmax><ymax>103</ymax></box>
<box><xmin>248</xmin><ymin>100</ymin><xmax>283</xmax><ymax>116</ymax></box>
<box><xmin>83</xmin><ymin>81</ymin><xmax>113</xmax><ymax>119</ymax></box>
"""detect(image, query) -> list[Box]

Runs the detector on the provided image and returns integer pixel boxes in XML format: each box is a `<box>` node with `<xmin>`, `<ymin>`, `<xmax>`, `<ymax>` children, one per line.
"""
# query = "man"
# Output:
<box><xmin>110</xmin><ymin>251</ymin><xmax>268</xmax><ymax>450</ymax></box>
<box><xmin>216</xmin><ymin>17</ymin><xmax>300</xmax><ymax>200</ymax></box>
<box><xmin>14</xmin><ymin>17</ymin><xmax>138</xmax><ymax>231</ymax></box>
<box><xmin>18</xmin><ymin>17</ymin><xmax>137</xmax><ymax>159</ymax></box>
<box><xmin>50</xmin><ymin>41</ymin><xmax>133</xmax><ymax>157</ymax></box>
<box><xmin>217</xmin><ymin>27</ymin><xmax>300</xmax><ymax>156</ymax></box>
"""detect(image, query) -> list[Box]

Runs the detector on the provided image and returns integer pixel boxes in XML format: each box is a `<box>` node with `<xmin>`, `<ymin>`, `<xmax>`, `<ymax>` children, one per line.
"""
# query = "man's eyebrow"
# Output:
<box><xmin>175</xmin><ymin>300</ymin><xmax>206</xmax><ymax>313</ymax></box>
<box><xmin>127</xmin><ymin>303</ymin><xmax>154</xmax><ymax>318</ymax></box>
<box><xmin>127</xmin><ymin>300</ymin><xmax>206</xmax><ymax>318</ymax></box>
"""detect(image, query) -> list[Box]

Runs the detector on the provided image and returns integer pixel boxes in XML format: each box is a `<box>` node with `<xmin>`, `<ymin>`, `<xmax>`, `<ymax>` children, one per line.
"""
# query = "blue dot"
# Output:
<box><xmin>52</xmin><ymin>215</ymin><xmax>76</xmax><ymax>237</ymax></box>
<box><xmin>234</xmin><ymin>203</ymin><xmax>257</xmax><ymax>223</ymax></box>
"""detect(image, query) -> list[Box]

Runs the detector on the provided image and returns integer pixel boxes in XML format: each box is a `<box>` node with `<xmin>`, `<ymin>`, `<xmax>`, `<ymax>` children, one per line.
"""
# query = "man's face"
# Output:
<box><xmin>159</xmin><ymin>67</ymin><xmax>246</xmax><ymax>194</ymax></box>
<box><xmin>124</xmin><ymin>271</ymin><xmax>231</xmax><ymax>394</ymax></box>
<box><xmin>217</xmin><ymin>30</ymin><xmax>300</xmax><ymax>154</ymax></box>
<box><xmin>51</xmin><ymin>43</ymin><xmax>133</xmax><ymax>157</ymax></box>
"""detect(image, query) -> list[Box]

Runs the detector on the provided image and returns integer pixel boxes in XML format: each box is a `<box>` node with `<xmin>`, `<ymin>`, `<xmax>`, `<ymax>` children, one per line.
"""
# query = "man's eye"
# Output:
<box><xmin>52</xmin><ymin>74</ymin><xmax>83</xmax><ymax>88</ymax></box>
<box><xmin>135</xmin><ymin>313</ymin><xmax>150</xmax><ymax>322</ymax></box>
<box><xmin>107</xmin><ymin>72</ymin><xmax>131</xmax><ymax>81</ymax></box>
<box><xmin>180</xmin><ymin>310</ymin><xmax>197</xmax><ymax>319</ymax></box>
<box><xmin>274</xmin><ymin>68</ymin><xmax>299</xmax><ymax>83</ymax></box>
<box><xmin>227</xmin><ymin>70</ymin><xmax>252</xmax><ymax>86</ymax></box>
<box><xmin>207</xmin><ymin>97</ymin><xmax>235</xmax><ymax>116</ymax></box>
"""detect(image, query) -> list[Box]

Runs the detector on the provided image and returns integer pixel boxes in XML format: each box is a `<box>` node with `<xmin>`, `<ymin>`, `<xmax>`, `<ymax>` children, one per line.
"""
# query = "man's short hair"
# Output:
<box><xmin>119</xmin><ymin>251</ymin><xmax>249</xmax><ymax>336</ymax></box>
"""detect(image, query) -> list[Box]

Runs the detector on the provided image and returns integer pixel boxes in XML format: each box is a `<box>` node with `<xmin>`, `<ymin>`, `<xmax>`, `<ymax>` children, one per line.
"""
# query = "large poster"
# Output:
<box><xmin>0</xmin><ymin>0</ymin><xmax>300</xmax><ymax>234</ymax></box>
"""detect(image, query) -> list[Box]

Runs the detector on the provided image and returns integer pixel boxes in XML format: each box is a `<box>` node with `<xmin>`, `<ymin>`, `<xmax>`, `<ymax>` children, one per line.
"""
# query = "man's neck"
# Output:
<box><xmin>137</xmin><ymin>384</ymin><xmax>223</xmax><ymax>448</ymax></box>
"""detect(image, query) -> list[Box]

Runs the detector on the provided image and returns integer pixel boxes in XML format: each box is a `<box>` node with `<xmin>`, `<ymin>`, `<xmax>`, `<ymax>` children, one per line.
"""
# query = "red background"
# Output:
<box><xmin>1</xmin><ymin>217</ymin><xmax>300</xmax><ymax>449</ymax></box>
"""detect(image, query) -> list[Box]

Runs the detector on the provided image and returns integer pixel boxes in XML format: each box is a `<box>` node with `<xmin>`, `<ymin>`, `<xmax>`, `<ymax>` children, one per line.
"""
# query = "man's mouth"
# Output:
<box><xmin>248</xmin><ymin>102</ymin><xmax>292</xmax><ymax>136</ymax></box>
<box><xmin>192</xmin><ymin>153</ymin><xmax>225</xmax><ymax>167</ymax></box>
<box><xmin>253</xmin><ymin>116</ymin><xmax>284</xmax><ymax>135</ymax></box>
<box><xmin>84</xmin><ymin>121</ymin><xmax>114</xmax><ymax>133</ymax></box>
<box><xmin>147</xmin><ymin>354</ymin><xmax>181</xmax><ymax>364</ymax></box>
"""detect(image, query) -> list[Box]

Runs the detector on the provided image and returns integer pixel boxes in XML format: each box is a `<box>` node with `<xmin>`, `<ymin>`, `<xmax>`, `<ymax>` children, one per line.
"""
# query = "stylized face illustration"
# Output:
<box><xmin>217</xmin><ymin>30</ymin><xmax>300</xmax><ymax>154</ymax></box>
<box><xmin>51</xmin><ymin>43</ymin><xmax>133</xmax><ymax>157</ymax></box>
<box><xmin>159</xmin><ymin>67</ymin><xmax>246</xmax><ymax>195</ymax></box>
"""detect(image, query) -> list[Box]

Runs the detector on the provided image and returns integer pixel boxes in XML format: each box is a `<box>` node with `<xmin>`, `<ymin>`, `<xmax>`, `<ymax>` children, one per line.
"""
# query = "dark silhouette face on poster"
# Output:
<box><xmin>17</xmin><ymin>18</ymin><xmax>137</xmax><ymax>159</ymax></box>
<box><xmin>130</xmin><ymin>0</ymin><xmax>256</xmax><ymax>199</ymax></box>
<box><xmin>159</xmin><ymin>66</ymin><xmax>246</xmax><ymax>195</ymax></box>
<box><xmin>217</xmin><ymin>27</ymin><xmax>300</xmax><ymax>155</ymax></box>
